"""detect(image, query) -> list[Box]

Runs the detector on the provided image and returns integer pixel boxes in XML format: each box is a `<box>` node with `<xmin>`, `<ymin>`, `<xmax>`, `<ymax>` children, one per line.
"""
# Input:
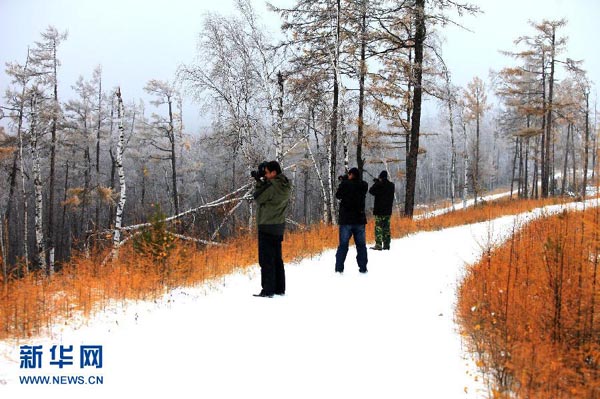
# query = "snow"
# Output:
<box><xmin>414</xmin><ymin>191</ymin><xmax>512</xmax><ymax>220</ymax></box>
<box><xmin>1</xmin><ymin>197</ymin><xmax>598</xmax><ymax>398</ymax></box>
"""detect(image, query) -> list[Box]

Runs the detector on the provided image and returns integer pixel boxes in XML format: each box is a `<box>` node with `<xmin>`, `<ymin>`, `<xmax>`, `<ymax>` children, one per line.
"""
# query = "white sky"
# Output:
<box><xmin>443</xmin><ymin>0</ymin><xmax>600</xmax><ymax>90</ymax></box>
<box><xmin>1</xmin><ymin>0</ymin><xmax>599</xmax><ymax>133</ymax></box>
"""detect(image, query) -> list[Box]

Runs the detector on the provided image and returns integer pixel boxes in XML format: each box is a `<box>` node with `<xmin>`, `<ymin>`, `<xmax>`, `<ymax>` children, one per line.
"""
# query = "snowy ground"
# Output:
<box><xmin>0</xmin><ymin>198</ymin><xmax>598</xmax><ymax>398</ymax></box>
<box><xmin>414</xmin><ymin>191</ymin><xmax>512</xmax><ymax>220</ymax></box>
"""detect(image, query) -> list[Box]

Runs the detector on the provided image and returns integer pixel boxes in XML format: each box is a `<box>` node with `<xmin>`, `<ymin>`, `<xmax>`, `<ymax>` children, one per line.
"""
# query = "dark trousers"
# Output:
<box><xmin>335</xmin><ymin>224</ymin><xmax>368</xmax><ymax>272</ymax></box>
<box><xmin>258</xmin><ymin>231</ymin><xmax>285</xmax><ymax>295</ymax></box>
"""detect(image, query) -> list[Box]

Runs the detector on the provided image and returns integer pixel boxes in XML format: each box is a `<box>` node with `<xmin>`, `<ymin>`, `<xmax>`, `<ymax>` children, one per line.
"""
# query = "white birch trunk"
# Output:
<box><xmin>18</xmin><ymin>94</ymin><xmax>30</xmax><ymax>272</ymax></box>
<box><xmin>275</xmin><ymin>71</ymin><xmax>284</xmax><ymax>162</ymax></box>
<box><xmin>444</xmin><ymin>70</ymin><xmax>457</xmax><ymax>210</ymax></box>
<box><xmin>0</xmin><ymin>213</ymin><xmax>7</xmax><ymax>281</ymax></box>
<box><xmin>16</xmin><ymin>51</ymin><xmax>31</xmax><ymax>272</ymax></box>
<box><xmin>341</xmin><ymin>98</ymin><xmax>349</xmax><ymax>172</ymax></box>
<box><xmin>326</xmin><ymin>135</ymin><xmax>336</xmax><ymax>224</ymax></box>
<box><xmin>211</xmin><ymin>187</ymin><xmax>253</xmax><ymax>240</ymax></box>
<box><xmin>248</xmin><ymin>200</ymin><xmax>254</xmax><ymax>233</ymax></box>
<box><xmin>461</xmin><ymin>116</ymin><xmax>469</xmax><ymax>209</ymax></box>
<box><xmin>331</xmin><ymin>0</ymin><xmax>341</xmax><ymax>224</ymax></box>
<box><xmin>306</xmin><ymin>137</ymin><xmax>330</xmax><ymax>223</ymax></box>
<box><xmin>323</xmin><ymin>0</ymin><xmax>342</xmax><ymax>225</ymax></box>
<box><xmin>112</xmin><ymin>88</ymin><xmax>127</xmax><ymax>257</ymax></box>
<box><xmin>291</xmin><ymin>164</ymin><xmax>297</xmax><ymax>216</ymax></box>
<box><xmin>29</xmin><ymin>93</ymin><xmax>47</xmax><ymax>273</ymax></box>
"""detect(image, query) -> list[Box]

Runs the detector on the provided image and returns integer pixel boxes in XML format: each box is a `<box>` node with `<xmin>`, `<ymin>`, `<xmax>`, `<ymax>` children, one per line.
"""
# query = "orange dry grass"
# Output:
<box><xmin>0</xmin><ymin>195</ymin><xmax>585</xmax><ymax>341</ymax></box>
<box><xmin>458</xmin><ymin>207</ymin><xmax>600</xmax><ymax>398</ymax></box>
<box><xmin>0</xmin><ymin>240</ymin><xmax>259</xmax><ymax>339</ymax></box>
<box><xmin>416</xmin><ymin>196</ymin><xmax>570</xmax><ymax>231</ymax></box>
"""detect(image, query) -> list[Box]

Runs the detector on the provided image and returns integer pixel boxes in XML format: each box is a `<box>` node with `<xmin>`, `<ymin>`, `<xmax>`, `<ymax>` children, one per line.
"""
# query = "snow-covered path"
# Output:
<box><xmin>1</xmin><ymin>199</ymin><xmax>597</xmax><ymax>398</ymax></box>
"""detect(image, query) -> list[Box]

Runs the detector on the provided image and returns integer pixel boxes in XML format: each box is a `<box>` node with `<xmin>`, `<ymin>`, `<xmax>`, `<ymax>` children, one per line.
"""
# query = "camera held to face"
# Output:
<box><xmin>251</xmin><ymin>161</ymin><xmax>269</xmax><ymax>181</ymax></box>
<box><xmin>338</xmin><ymin>174</ymin><xmax>348</xmax><ymax>181</ymax></box>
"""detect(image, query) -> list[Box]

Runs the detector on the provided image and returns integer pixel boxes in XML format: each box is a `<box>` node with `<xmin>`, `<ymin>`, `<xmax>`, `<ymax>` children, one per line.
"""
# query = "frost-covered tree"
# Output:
<box><xmin>270</xmin><ymin>0</ymin><xmax>348</xmax><ymax>222</ymax></box>
<box><xmin>143</xmin><ymin>79</ymin><xmax>182</xmax><ymax>216</ymax></box>
<box><xmin>64</xmin><ymin>74</ymin><xmax>96</xmax><ymax>236</ymax></box>
<box><xmin>112</xmin><ymin>88</ymin><xmax>127</xmax><ymax>256</ymax></box>
<box><xmin>3</xmin><ymin>51</ymin><xmax>35</xmax><ymax>269</ymax></box>
<box><xmin>464</xmin><ymin>76</ymin><xmax>489</xmax><ymax>204</ymax></box>
<box><xmin>179</xmin><ymin>0</ymin><xmax>282</xmax><ymax>191</ymax></box>
<box><xmin>29</xmin><ymin>26</ymin><xmax>67</xmax><ymax>268</ymax></box>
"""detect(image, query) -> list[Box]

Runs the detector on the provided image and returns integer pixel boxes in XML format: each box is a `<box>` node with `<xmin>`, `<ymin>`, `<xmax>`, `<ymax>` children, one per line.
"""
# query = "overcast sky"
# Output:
<box><xmin>1</xmin><ymin>0</ymin><xmax>599</xmax><ymax>133</ymax></box>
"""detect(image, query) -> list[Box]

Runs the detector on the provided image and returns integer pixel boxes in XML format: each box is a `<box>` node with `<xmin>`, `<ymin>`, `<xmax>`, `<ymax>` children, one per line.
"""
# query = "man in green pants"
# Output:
<box><xmin>368</xmin><ymin>170</ymin><xmax>395</xmax><ymax>250</ymax></box>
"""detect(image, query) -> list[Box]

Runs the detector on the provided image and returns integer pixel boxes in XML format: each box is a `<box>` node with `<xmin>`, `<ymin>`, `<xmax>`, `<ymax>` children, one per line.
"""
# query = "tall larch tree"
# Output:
<box><xmin>64</xmin><ymin>74</ymin><xmax>97</xmax><ymax>241</ymax></box>
<box><xmin>29</xmin><ymin>26</ymin><xmax>67</xmax><ymax>269</ymax></box>
<box><xmin>373</xmin><ymin>0</ymin><xmax>479</xmax><ymax>217</ymax></box>
<box><xmin>464</xmin><ymin>76</ymin><xmax>488</xmax><ymax>204</ymax></box>
<box><xmin>538</xmin><ymin>19</ymin><xmax>568</xmax><ymax>197</ymax></box>
<box><xmin>143</xmin><ymin>79</ymin><xmax>182</xmax><ymax>217</ymax></box>
<box><xmin>403</xmin><ymin>0</ymin><xmax>426</xmax><ymax>217</ymax></box>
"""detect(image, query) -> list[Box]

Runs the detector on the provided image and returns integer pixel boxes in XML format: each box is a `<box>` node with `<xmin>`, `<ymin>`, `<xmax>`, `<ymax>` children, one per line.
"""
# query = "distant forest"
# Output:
<box><xmin>0</xmin><ymin>0</ymin><xmax>596</xmax><ymax>276</ymax></box>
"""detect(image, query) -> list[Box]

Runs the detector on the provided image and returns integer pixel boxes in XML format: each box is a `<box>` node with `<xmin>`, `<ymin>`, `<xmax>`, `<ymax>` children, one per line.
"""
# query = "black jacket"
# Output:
<box><xmin>336</xmin><ymin>178</ymin><xmax>368</xmax><ymax>225</ymax></box>
<box><xmin>369</xmin><ymin>179</ymin><xmax>395</xmax><ymax>216</ymax></box>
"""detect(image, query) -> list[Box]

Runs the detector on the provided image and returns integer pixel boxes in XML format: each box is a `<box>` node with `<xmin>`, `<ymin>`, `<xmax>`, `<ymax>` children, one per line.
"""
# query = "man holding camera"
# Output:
<box><xmin>335</xmin><ymin>167</ymin><xmax>369</xmax><ymax>273</ymax></box>
<box><xmin>368</xmin><ymin>170</ymin><xmax>395</xmax><ymax>250</ymax></box>
<box><xmin>252</xmin><ymin>161</ymin><xmax>291</xmax><ymax>298</ymax></box>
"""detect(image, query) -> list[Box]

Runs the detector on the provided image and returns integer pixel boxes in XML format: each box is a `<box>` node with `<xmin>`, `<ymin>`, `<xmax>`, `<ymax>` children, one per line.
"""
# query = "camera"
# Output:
<box><xmin>338</xmin><ymin>174</ymin><xmax>348</xmax><ymax>181</ymax></box>
<box><xmin>251</xmin><ymin>161</ymin><xmax>268</xmax><ymax>181</ymax></box>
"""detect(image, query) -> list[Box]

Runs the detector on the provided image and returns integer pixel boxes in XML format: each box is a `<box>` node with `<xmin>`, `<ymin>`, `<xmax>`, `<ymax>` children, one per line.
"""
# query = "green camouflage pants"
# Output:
<box><xmin>374</xmin><ymin>215</ymin><xmax>391</xmax><ymax>249</ymax></box>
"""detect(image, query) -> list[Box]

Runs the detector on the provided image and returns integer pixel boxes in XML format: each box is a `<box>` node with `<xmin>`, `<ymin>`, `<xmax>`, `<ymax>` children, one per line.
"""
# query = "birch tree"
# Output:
<box><xmin>270</xmin><ymin>0</ymin><xmax>347</xmax><ymax>222</ymax></box>
<box><xmin>3</xmin><ymin>52</ymin><xmax>34</xmax><ymax>269</ymax></box>
<box><xmin>456</xmin><ymin>95</ymin><xmax>470</xmax><ymax>208</ymax></box>
<box><xmin>179</xmin><ymin>0</ymin><xmax>281</xmax><ymax>192</ymax></box>
<box><xmin>0</xmin><ymin>128</ymin><xmax>16</xmax><ymax>278</ymax></box>
<box><xmin>112</xmin><ymin>88</ymin><xmax>127</xmax><ymax>255</ymax></box>
<box><xmin>29</xmin><ymin>26</ymin><xmax>67</xmax><ymax>269</ymax></box>
<box><xmin>286</xmin><ymin>66</ymin><xmax>331</xmax><ymax>223</ymax></box>
<box><xmin>28</xmin><ymin>88</ymin><xmax>47</xmax><ymax>272</ymax></box>
<box><xmin>442</xmin><ymin>66</ymin><xmax>458</xmax><ymax>207</ymax></box>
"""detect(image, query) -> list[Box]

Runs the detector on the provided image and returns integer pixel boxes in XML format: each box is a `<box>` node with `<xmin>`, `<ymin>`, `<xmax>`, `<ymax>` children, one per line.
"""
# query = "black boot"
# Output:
<box><xmin>253</xmin><ymin>291</ymin><xmax>274</xmax><ymax>298</ymax></box>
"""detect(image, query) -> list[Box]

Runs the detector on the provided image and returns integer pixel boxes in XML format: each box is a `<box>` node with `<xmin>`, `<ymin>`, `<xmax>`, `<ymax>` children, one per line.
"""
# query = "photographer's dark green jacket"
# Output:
<box><xmin>253</xmin><ymin>173</ymin><xmax>292</xmax><ymax>236</ymax></box>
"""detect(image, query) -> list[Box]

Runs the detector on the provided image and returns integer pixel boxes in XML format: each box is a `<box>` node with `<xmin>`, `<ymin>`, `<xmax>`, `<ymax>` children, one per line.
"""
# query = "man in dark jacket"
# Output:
<box><xmin>335</xmin><ymin>167</ymin><xmax>368</xmax><ymax>273</ymax></box>
<box><xmin>252</xmin><ymin>161</ymin><xmax>292</xmax><ymax>298</ymax></box>
<box><xmin>368</xmin><ymin>170</ymin><xmax>395</xmax><ymax>250</ymax></box>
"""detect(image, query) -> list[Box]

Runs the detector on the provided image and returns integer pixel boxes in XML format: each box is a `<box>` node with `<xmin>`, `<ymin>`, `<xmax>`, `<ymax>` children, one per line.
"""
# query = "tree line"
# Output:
<box><xmin>0</xmin><ymin>0</ymin><xmax>596</xmax><ymax>278</ymax></box>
